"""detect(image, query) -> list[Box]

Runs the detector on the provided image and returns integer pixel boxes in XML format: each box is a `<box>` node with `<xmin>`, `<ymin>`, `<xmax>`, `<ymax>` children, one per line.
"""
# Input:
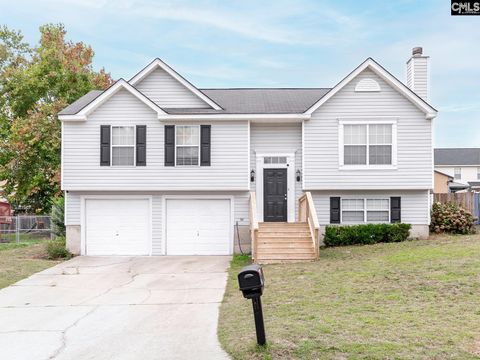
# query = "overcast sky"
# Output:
<box><xmin>1</xmin><ymin>0</ymin><xmax>479</xmax><ymax>147</ymax></box>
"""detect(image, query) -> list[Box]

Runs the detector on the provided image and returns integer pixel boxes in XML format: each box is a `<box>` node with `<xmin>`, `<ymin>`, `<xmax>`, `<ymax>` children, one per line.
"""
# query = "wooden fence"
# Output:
<box><xmin>433</xmin><ymin>192</ymin><xmax>480</xmax><ymax>223</ymax></box>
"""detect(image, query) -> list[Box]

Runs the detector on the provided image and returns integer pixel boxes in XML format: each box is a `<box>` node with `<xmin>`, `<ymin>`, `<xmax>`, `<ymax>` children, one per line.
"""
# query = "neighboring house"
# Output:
<box><xmin>434</xmin><ymin>170</ymin><xmax>453</xmax><ymax>193</ymax></box>
<box><xmin>434</xmin><ymin>148</ymin><xmax>480</xmax><ymax>192</ymax></box>
<box><xmin>59</xmin><ymin>47</ymin><xmax>436</xmax><ymax>257</ymax></box>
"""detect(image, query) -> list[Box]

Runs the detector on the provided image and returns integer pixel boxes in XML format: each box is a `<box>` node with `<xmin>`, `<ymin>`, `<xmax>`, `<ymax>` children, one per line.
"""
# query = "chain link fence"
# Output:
<box><xmin>0</xmin><ymin>215</ymin><xmax>52</xmax><ymax>244</ymax></box>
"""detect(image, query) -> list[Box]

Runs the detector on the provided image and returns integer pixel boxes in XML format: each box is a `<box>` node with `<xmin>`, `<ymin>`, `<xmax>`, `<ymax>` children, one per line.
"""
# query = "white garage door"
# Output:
<box><xmin>85</xmin><ymin>198</ymin><xmax>150</xmax><ymax>255</ymax></box>
<box><xmin>166</xmin><ymin>199</ymin><xmax>231</xmax><ymax>255</ymax></box>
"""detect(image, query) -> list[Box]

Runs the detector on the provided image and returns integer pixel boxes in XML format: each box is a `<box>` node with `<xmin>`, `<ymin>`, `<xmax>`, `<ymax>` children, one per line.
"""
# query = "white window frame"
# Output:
<box><xmin>338</xmin><ymin>118</ymin><xmax>397</xmax><ymax>170</ymax></box>
<box><xmin>454</xmin><ymin>167</ymin><xmax>461</xmax><ymax>180</ymax></box>
<box><xmin>477</xmin><ymin>167</ymin><xmax>480</xmax><ymax>180</ymax></box>
<box><xmin>340</xmin><ymin>197</ymin><xmax>390</xmax><ymax>224</ymax></box>
<box><xmin>111</xmin><ymin>126</ymin><xmax>136</xmax><ymax>167</ymax></box>
<box><xmin>175</xmin><ymin>125</ymin><xmax>201</xmax><ymax>167</ymax></box>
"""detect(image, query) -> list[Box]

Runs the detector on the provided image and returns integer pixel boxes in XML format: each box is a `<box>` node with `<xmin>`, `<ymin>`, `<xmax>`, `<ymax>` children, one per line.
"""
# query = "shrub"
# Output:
<box><xmin>51</xmin><ymin>197</ymin><xmax>65</xmax><ymax>237</ymax></box>
<box><xmin>46</xmin><ymin>237</ymin><xmax>71</xmax><ymax>260</ymax></box>
<box><xmin>324</xmin><ymin>223</ymin><xmax>411</xmax><ymax>247</ymax></box>
<box><xmin>430</xmin><ymin>202</ymin><xmax>476</xmax><ymax>234</ymax></box>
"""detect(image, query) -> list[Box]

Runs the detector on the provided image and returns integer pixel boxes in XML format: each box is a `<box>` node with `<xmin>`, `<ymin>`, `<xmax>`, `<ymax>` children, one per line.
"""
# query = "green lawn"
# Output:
<box><xmin>0</xmin><ymin>242</ymin><xmax>62</xmax><ymax>289</ymax></box>
<box><xmin>218</xmin><ymin>233</ymin><xmax>480</xmax><ymax>359</ymax></box>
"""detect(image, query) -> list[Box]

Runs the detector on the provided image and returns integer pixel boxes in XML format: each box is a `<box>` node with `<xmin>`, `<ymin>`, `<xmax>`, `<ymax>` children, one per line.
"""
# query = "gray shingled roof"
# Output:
<box><xmin>59</xmin><ymin>88</ymin><xmax>330</xmax><ymax>116</ymax></box>
<box><xmin>58</xmin><ymin>90</ymin><xmax>103</xmax><ymax>115</ymax></box>
<box><xmin>434</xmin><ymin>148</ymin><xmax>480</xmax><ymax>166</ymax></box>
<box><xmin>197</xmin><ymin>88</ymin><xmax>330</xmax><ymax>114</ymax></box>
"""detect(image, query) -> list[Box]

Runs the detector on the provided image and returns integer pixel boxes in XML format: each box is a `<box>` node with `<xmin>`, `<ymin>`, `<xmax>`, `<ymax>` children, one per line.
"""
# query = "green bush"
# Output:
<box><xmin>430</xmin><ymin>202</ymin><xmax>476</xmax><ymax>234</ymax></box>
<box><xmin>51</xmin><ymin>197</ymin><xmax>65</xmax><ymax>237</ymax></box>
<box><xmin>46</xmin><ymin>237</ymin><xmax>71</xmax><ymax>260</ymax></box>
<box><xmin>324</xmin><ymin>223</ymin><xmax>411</xmax><ymax>247</ymax></box>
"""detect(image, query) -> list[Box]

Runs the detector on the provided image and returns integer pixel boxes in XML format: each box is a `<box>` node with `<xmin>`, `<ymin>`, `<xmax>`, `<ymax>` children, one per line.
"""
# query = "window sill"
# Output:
<box><xmin>339</xmin><ymin>165</ymin><xmax>397</xmax><ymax>171</ymax></box>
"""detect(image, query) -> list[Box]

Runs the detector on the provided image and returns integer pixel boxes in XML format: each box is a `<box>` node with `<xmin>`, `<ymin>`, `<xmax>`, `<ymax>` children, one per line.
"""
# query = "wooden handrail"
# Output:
<box><xmin>298</xmin><ymin>192</ymin><xmax>320</xmax><ymax>259</ymax></box>
<box><xmin>249</xmin><ymin>192</ymin><xmax>259</xmax><ymax>262</ymax></box>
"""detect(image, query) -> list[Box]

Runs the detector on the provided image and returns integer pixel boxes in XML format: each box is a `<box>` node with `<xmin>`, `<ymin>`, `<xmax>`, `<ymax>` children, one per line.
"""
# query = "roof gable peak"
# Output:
<box><xmin>129</xmin><ymin>58</ymin><xmax>222</xmax><ymax>110</ymax></box>
<box><xmin>304</xmin><ymin>57</ymin><xmax>437</xmax><ymax>119</ymax></box>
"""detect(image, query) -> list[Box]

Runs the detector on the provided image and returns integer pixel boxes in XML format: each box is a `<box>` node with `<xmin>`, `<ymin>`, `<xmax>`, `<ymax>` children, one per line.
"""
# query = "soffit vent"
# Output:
<box><xmin>355</xmin><ymin>78</ymin><xmax>381</xmax><ymax>92</ymax></box>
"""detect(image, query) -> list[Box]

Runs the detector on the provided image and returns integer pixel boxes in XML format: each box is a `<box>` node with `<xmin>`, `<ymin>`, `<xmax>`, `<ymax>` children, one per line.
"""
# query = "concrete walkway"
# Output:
<box><xmin>0</xmin><ymin>256</ymin><xmax>231</xmax><ymax>360</ymax></box>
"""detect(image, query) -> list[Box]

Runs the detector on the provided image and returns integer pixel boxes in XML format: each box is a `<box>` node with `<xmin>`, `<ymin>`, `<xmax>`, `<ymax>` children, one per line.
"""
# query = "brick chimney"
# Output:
<box><xmin>406</xmin><ymin>47</ymin><xmax>429</xmax><ymax>101</ymax></box>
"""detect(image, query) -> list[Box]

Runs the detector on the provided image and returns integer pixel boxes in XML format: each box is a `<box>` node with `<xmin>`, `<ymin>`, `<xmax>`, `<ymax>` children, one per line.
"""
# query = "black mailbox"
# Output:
<box><xmin>238</xmin><ymin>264</ymin><xmax>264</xmax><ymax>299</ymax></box>
<box><xmin>237</xmin><ymin>264</ymin><xmax>267</xmax><ymax>345</ymax></box>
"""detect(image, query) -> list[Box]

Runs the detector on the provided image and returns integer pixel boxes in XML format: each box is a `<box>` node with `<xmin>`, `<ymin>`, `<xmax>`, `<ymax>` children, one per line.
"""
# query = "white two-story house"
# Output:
<box><xmin>59</xmin><ymin>47</ymin><xmax>436</xmax><ymax>260</ymax></box>
<box><xmin>434</xmin><ymin>148</ymin><xmax>480</xmax><ymax>192</ymax></box>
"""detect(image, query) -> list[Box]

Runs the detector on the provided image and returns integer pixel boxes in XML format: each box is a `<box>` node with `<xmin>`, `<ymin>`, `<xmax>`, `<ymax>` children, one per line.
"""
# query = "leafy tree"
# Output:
<box><xmin>0</xmin><ymin>24</ymin><xmax>113</xmax><ymax>213</ymax></box>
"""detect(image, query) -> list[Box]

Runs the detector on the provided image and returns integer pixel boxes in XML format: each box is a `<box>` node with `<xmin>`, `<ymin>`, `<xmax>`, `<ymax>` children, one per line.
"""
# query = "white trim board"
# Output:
<box><xmin>255</xmin><ymin>152</ymin><xmax>296</xmax><ymax>223</ymax></box>
<box><xmin>304</xmin><ymin>58</ymin><xmax>437</xmax><ymax>120</ymax></box>
<box><xmin>129</xmin><ymin>58</ymin><xmax>222</xmax><ymax>110</ymax></box>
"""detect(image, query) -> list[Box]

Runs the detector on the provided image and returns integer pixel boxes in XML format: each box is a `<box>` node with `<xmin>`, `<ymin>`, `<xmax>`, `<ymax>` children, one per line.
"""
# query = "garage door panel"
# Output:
<box><xmin>166</xmin><ymin>199</ymin><xmax>231</xmax><ymax>255</ymax></box>
<box><xmin>85</xmin><ymin>199</ymin><xmax>150</xmax><ymax>256</ymax></box>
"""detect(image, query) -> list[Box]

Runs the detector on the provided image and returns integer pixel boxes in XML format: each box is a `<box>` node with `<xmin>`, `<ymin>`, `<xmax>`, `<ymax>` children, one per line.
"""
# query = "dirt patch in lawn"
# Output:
<box><xmin>218</xmin><ymin>234</ymin><xmax>480</xmax><ymax>359</ymax></box>
<box><xmin>0</xmin><ymin>243</ymin><xmax>62</xmax><ymax>289</ymax></box>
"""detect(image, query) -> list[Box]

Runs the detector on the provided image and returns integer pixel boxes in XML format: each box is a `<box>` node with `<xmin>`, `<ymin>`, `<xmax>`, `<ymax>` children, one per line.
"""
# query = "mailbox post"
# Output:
<box><xmin>238</xmin><ymin>264</ymin><xmax>266</xmax><ymax>346</ymax></box>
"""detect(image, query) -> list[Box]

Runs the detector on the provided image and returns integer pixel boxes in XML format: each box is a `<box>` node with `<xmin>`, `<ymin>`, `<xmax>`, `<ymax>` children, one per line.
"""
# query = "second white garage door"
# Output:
<box><xmin>166</xmin><ymin>199</ymin><xmax>232</xmax><ymax>255</ymax></box>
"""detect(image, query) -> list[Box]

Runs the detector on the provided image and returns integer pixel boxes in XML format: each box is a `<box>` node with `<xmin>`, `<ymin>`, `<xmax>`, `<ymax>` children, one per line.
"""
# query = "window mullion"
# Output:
<box><xmin>366</xmin><ymin>125</ymin><xmax>370</xmax><ymax>166</ymax></box>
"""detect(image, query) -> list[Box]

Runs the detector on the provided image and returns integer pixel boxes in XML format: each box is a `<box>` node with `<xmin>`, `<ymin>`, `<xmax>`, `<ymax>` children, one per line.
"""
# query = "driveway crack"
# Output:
<box><xmin>47</xmin><ymin>306</ymin><xmax>98</xmax><ymax>360</ymax></box>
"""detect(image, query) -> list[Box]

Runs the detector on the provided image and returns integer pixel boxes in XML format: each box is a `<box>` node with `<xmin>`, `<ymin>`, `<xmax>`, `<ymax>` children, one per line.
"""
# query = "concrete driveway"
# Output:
<box><xmin>0</xmin><ymin>256</ymin><xmax>231</xmax><ymax>360</ymax></box>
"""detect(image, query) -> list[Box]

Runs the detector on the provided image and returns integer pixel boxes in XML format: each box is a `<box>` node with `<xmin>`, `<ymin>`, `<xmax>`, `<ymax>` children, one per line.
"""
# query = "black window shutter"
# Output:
<box><xmin>330</xmin><ymin>197</ymin><xmax>341</xmax><ymax>224</ymax></box>
<box><xmin>200</xmin><ymin>125</ymin><xmax>211</xmax><ymax>166</ymax></box>
<box><xmin>100</xmin><ymin>125</ymin><xmax>110</xmax><ymax>166</ymax></box>
<box><xmin>136</xmin><ymin>125</ymin><xmax>147</xmax><ymax>166</ymax></box>
<box><xmin>391</xmin><ymin>197</ymin><xmax>401</xmax><ymax>223</ymax></box>
<box><xmin>164</xmin><ymin>125</ymin><xmax>175</xmax><ymax>166</ymax></box>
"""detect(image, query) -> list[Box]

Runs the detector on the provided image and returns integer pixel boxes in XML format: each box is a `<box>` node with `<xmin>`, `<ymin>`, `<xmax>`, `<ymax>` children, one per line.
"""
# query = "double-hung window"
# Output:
<box><xmin>454</xmin><ymin>167</ymin><xmax>461</xmax><ymax>180</ymax></box>
<box><xmin>341</xmin><ymin>198</ymin><xmax>390</xmax><ymax>223</ymax></box>
<box><xmin>477</xmin><ymin>167</ymin><xmax>480</xmax><ymax>180</ymax></box>
<box><xmin>112</xmin><ymin>126</ymin><xmax>135</xmax><ymax>166</ymax></box>
<box><xmin>176</xmin><ymin>125</ymin><xmax>200</xmax><ymax>166</ymax></box>
<box><xmin>341</xmin><ymin>121</ymin><xmax>395</xmax><ymax>167</ymax></box>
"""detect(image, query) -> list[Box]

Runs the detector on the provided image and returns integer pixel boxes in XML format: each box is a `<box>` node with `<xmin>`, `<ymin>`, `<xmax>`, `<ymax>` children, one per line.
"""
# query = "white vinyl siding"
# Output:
<box><xmin>304</xmin><ymin>69</ymin><xmax>433</xmax><ymax>190</ymax></box>
<box><xmin>250</xmin><ymin>123</ymin><xmax>302</xmax><ymax>217</ymax></box>
<box><xmin>65</xmin><ymin>191</ymin><xmax>81</xmax><ymax>225</ymax></box>
<box><xmin>135</xmin><ymin>68</ymin><xmax>210</xmax><ymax>108</ymax></box>
<box><xmin>312</xmin><ymin>190</ymin><xmax>430</xmax><ymax>225</ymax></box>
<box><xmin>407</xmin><ymin>56</ymin><xmax>428</xmax><ymax>100</ymax></box>
<box><xmin>434</xmin><ymin>166</ymin><xmax>479</xmax><ymax>183</ymax></box>
<box><xmin>62</xmin><ymin>89</ymin><xmax>248</xmax><ymax>191</ymax></box>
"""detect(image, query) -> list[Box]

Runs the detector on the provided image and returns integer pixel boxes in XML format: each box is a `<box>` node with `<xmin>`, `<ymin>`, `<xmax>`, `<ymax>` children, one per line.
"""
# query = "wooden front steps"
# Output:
<box><xmin>255</xmin><ymin>222</ymin><xmax>317</xmax><ymax>263</ymax></box>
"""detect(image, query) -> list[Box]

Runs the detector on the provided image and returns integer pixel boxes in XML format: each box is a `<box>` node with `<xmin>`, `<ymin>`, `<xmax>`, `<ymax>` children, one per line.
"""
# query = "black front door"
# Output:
<box><xmin>263</xmin><ymin>168</ymin><xmax>287</xmax><ymax>222</ymax></box>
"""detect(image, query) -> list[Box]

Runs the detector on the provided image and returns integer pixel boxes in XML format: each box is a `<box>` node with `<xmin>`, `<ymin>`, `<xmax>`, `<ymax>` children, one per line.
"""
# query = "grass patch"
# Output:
<box><xmin>219</xmin><ymin>233</ymin><xmax>480</xmax><ymax>359</ymax></box>
<box><xmin>0</xmin><ymin>242</ymin><xmax>63</xmax><ymax>289</ymax></box>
